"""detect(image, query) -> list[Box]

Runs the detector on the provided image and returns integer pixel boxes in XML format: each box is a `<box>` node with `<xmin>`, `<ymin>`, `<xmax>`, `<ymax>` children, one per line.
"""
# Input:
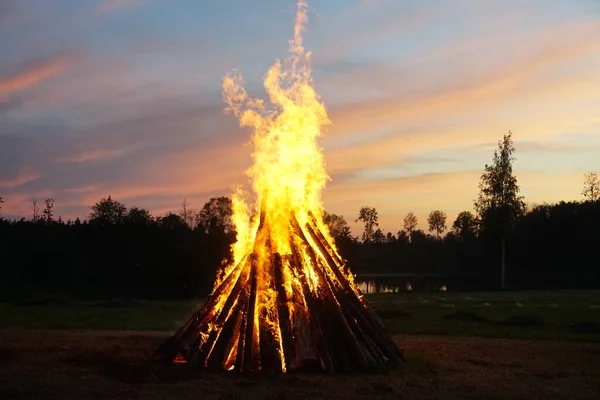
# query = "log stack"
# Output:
<box><xmin>154</xmin><ymin>209</ymin><xmax>404</xmax><ymax>373</ymax></box>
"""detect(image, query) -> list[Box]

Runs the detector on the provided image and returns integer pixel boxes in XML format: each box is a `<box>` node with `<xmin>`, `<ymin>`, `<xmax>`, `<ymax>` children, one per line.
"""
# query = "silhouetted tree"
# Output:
<box><xmin>159</xmin><ymin>212</ymin><xmax>188</xmax><ymax>230</ymax></box>
<box><xmin>396</xmin><ymin>230</ymin><xmax>410</xmax><ymax>244</ymax></box>
<box><xmin>89</xmin><ymin>195</ymin><xmax>127</xmax><ymax>226</ymax></box>
<box><xmin>125</xmin><ymin>206</ymin><xmax>154</xmax><ymax>227</ymax></box>
<box><xmin>474</xmin><ymin>131</ymin><xmax>525</xmax><ymax>288</ymax></box>
<box><xmin>180</xmin><ymin>198</ymin><xmax>198</xmax><ymax>228</ymax></box>
<box><xmin>198</xmin><ymin>197</ymin><xmax>233</xmax><ymax>234</ymax></box>
<box><xmin>42</xmin><ymin>198</ymin><xmax>54</xmax><ymax>223</ymax></box>
<box><xmin>385</xmin><ymin>232</ymin><xmax>395</xmax><ymax>243</ymax></box>
<box><xmin>0</xmin><ymin>196</ymin><xmax>3</xmax><ymax>215</ymax></box>
<box><xmin>402</xmin><ymin>212</ymin><xmax>418</xmax><ymax>239</ymax></box>
<box><xmin>355</xmin><ymin>206</ymin><xmax>379</xmax><ymax>243</ymax></box>
<box><xmin>427</xmin><ymin>210</ymin><xmax>447</xmax><ymax>238</ymax></box>
<box><xmin>475</xmin><ymin>131</ymin><xmax>525</xmax><ymax>233</ymax></box>
<box><xmin>372</xmin><ymin>228</ymin><xmax>386</xmax><ymax>244</ymax></box>
<box><xmin>30</xmin><ymin>198</ymin><xmax>40</xmax><ymax>221</ymax></box>
<box><xmin>323</xmin><ymin>212</ymin><xmax>354</xmax><ymax>244</ymax></box>
<box><xmin>410</xmin><ymin>229</ymin><xmax>427</xmax><ymax>244</ymax></box>
<box><xmin>582</xmin><ymin>171</ymin><xmax>599</xmax><ymax>202</ymax></box>
<box><xmin>451</xmin><ymin>211</ymin><xmax>478</xmax><ymax>241</ymax></box>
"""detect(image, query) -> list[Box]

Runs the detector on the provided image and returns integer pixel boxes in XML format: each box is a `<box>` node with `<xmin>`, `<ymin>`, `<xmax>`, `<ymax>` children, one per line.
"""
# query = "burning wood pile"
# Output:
<box><xmin>154</xmin><ymin>0</ymin><xmax>403</xmax><ymax>373</ymax></box>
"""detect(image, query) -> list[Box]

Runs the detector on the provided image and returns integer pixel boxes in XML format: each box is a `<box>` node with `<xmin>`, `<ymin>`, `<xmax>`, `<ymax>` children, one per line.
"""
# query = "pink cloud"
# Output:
<box><xmin>0</xmin><ymin>54</ymin><xmax>81</xmax><ymax>99</ymax></box>
<box><xmin>0</xmin><ymin>167</ymin><xmax>40</xmax><ymax>189</ymax></box>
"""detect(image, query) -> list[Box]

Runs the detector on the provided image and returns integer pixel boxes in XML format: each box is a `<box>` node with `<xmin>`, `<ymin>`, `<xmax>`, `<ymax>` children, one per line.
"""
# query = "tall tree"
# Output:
<box><xmin>180</xmin><ymin>198</ymin><xmax>198</xmax><ymax>228</ymax></box>
<box><xmin>89</xmin><ymin>195</ymin><xmax>127</xmax><ymax>225</ymax></box>
<box><xmin>474</xmin><ymin>131</ymin><xmax>525</xmax><ymax>289</ymax></box>
<box><xmin>0</xmin><ymin>196</ymin><xmax>3</xmax><ymax>215</ymax></box>
<box><xmin>355</xmin><ymin>206</ymin><xmax>379</xmax><ymax>243</ymax></box>
<box><xmin>582</xmin><ymin>171</ymin><xmax>599</xmax><ymax>202</ymax></box>
<box><xmin>30</xmin><ymin>198</ymin><xmax>40</xmax><ymax>221</ymax></box>
<box><xmin>402</xmin><ymin>212</ymin><xmax>418</xmax><ymax>239</ymax></box>
<box><xmin>427</xmin><ymin>210</ymin><xmax>447</xmax><ymax>238</ymax></box>
<box><xmin>474</xmin><ymin>131</ymin><xmax>525</xmax><ymax>231</ymax></box>
<box><xmin>42</xmin><ymin>198</ymin><xmax>54</xmax><ymax>223</ymax></box>
<box><xmin>451</xmin><ymin>211</ymin><xmax>478</xmax><ymax>241</ymax></box>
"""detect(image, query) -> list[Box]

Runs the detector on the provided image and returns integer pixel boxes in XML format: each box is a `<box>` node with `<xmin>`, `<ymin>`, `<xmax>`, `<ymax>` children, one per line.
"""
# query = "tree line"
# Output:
<box><xmin>0</xmin><ymin>132</ymin><xmax>599</xmax><ymax>299</ymax></box>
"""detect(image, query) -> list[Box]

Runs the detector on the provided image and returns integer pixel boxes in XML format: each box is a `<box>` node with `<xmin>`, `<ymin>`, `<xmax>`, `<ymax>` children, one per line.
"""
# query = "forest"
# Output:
<box><xmin>1</xmin><ymin>132</ymin><xmax>599</xmax><ymax>300</ymax></box>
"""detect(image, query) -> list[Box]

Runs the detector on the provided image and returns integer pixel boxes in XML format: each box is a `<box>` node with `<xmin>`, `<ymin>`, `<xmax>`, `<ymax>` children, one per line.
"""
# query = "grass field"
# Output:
<box><xmin>1</xmin><ymin>290</ymin><xmax>599</xmax><ymax>342</ymax></box>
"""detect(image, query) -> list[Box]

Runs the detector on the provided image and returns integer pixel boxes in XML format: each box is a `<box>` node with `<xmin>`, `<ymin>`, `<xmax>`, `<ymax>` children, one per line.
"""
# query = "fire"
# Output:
<box><xmin>155</xmin><ymin>0</ymin><xmax>403</xmax><ymax>373</ymax></box>
<box><xmin>222</xmin><ymin>0</ymin><xmax>333</xmax><ymax>263</ymax></box>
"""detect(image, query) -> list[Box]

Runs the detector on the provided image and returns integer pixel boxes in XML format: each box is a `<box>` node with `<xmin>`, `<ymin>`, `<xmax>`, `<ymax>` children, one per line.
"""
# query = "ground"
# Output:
<box><xmin>1</xmin><ymin>291</ymin><xmax>599</xmax><ymax>399</ymax></box>
<box><xmin>1</xmin><ymin>329</ymin><xmax>599</xmax><ymax>399</ymax></box>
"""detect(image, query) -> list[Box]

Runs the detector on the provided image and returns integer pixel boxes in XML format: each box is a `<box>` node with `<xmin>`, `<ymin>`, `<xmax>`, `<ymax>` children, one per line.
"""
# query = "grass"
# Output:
<box><xmin>369</xmin><ymin>289</ymin><xmax>600</xmax><ymax>342</ymax></box>
<box><xmin>1</xmin><ymin>290</ymin><xmax>599</xmax><ymax>341</ymax></box>
<box><xmin>0</xmin><ymin>299</ymin><xmax>199</xmax><ymax>331</ymax></box>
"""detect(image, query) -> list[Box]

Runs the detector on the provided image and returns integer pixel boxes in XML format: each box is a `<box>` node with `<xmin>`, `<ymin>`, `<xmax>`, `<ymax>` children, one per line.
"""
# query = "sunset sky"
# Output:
<box><xmin>1</xmin><ymin>0</ymin><xmax>599</xmax><ymax>235</ymax></box>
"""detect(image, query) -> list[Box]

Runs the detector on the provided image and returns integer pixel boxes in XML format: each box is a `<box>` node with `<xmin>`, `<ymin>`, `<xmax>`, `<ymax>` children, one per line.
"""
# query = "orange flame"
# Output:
<box><xmin>171</xmin><ymin>0</ymin><xmax>380</xmax><ymax>373</ymax></box>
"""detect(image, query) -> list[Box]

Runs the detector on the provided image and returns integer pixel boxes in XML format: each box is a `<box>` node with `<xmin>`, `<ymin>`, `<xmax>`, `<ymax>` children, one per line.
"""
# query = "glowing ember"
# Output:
<box><xmin>155</xmin><ymin>0</ymin><xmax>403</xmax><ymax>373</ymax></box>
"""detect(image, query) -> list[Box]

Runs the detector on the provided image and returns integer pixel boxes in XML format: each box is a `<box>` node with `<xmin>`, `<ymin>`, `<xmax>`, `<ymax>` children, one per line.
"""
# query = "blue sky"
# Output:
<box><xmin>1</xmin><ymin>0</ymin><xmax>599</xmax><ymax>234</ymax></box>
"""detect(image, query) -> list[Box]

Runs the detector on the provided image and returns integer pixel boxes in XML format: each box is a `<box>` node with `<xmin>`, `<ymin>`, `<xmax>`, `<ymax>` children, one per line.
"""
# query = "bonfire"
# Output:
<box><xmin>155</xmin><ymin>0</ymin><xmax>403</xmax><ymax>373</ymax></box>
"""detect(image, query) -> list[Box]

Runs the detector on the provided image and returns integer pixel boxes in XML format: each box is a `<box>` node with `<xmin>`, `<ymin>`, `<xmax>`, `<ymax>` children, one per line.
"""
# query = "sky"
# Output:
<box><xmin>1</xmin><ymin>0</ymin><xmax>599</xmax><ymax>235</ymax></box>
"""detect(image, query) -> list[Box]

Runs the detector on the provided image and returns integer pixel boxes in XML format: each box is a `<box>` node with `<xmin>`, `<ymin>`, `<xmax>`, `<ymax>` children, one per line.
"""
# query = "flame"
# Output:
<box><xmin>177</xmin><ymin>0</ymin><xmax>374</xmax><ymax>373</ymax></box>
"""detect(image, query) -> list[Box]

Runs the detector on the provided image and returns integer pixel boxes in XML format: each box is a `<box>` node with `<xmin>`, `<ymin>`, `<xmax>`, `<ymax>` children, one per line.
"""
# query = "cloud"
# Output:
<box><xmin>0</xmin><ymin>54</ymin><xmax>79</xmax><ymax>99</ymax></box>
<box><xmin>0</xmin><ymin>166</ymin><xmax>39</xmax><ymax>189</ymax></box>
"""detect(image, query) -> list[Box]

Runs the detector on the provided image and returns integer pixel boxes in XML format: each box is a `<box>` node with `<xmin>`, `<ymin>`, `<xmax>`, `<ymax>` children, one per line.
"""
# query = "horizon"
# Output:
<box><xmin>1</xmin><ymin>0</ymin><xmax>599</xmax><ymax>235</ymax></box>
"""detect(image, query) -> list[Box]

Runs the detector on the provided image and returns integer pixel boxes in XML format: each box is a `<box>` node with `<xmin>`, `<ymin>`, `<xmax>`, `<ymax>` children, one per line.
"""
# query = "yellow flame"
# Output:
<box><xmin>205</xmin><ymin>0</ymin><xmax>366</xmax><ymax>372</ymax></box>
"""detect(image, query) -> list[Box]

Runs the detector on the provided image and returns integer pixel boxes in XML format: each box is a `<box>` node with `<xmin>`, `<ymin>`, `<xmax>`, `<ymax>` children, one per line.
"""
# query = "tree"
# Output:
<box><xmin>385</xmin><ymin>232</ymin><xmax>396</xmax><ymax>243</ymax></box>
<box><xmin>410</xmin><ymin>229</ymin><xmax>427</xmax><ymax>244</ymax></box>
<box><xmin>372</xmin><ymin>228</ymin><xmax>386</xmax><ymax>244</ymax></box>
<box><xmin>159</xmin><ymin>212</ymin><xmax>188</xmax><ymax>230</ymax></box>
<box><xmin>474</xmin><ymin>131</ymin><xmax>525</xmax><ymax>233</ymax></box>
<box><xmin>180</xmin><ymin>198</ymin><xmax>198</xmax><ymax>228</ymax></box>
<box><xmin>398</xmin><ymin>211</ymin><xmax>419</xmax><ymax>238</ymax></box>
<box><xmin>0</xmin><ymin>196</ymin><xmax>3</xmax><ymax>215</ymax></box>
<box><xmin>89</xmin><ymin>195</ymin><xmax>127</xmax><ymax>226</ymax></box>
<box><xmin>198</xmin><ymin>196</ymin><xmax>233</xmax><ymax>234</ymax></box>
<box><xmin>42</xmin><ymin>198</ymin><xmax>54</xmax><ymax>223</ymax></box>
<box><xmin>323</xmin><ymin>212</ymin><xmax>354</xmax><ymax>244</ymax></box>
<box><xmin>427</xmin><ymin>210</ymin><xmax>447</xmax><ymax>238</ymax></box>
<box><xmin>474</xmin><ymin>131</ymin><xmax>525</xmax><ymax>289</ymax></box>
<box><xmin>355</xmin><ymin>206</ymin><xmax>379</xmax><ymax>243</ymax></box>
<box><xmin>582</xmin><ymin>171</ymin><xmax>599</xmax><ymax>202</ymax></box>
<box><xmin>31</xmin><ymin>198</ymin><xmax>40</xmax><ymax>221</ymax></box>
<box><xmin>125</xmin><ymin>206</ymin><xmax>154</xmax><ymax>227</ymax></box>
<box><xmin>402</xmin><ymin>212</ymin><xmax>418</xmax><ymax>237</ymax></box>
<box><xmin>451</xmin><ymin>211</ymin><xmax>478</xmax><ymax>241</ymax></box>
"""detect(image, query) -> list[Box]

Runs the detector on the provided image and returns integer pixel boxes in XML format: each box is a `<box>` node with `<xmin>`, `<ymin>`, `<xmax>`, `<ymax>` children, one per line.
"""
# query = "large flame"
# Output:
<box><xmin>222</xmin><ymin>0</ymin><xmax>334</xmax><ymax>264</ymax></box>
<box><xmin>156</xmin><ymin>0</ymin><xmax>403</xmax><ymax>374</ymax></box>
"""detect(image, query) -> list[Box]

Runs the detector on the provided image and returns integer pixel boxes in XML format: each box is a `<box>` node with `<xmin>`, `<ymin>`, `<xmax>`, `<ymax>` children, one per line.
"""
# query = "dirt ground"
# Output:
<box><xmin>0</xmin><ymin>329</ymin><xmax>599</xmax><ymax>400</ymax></box>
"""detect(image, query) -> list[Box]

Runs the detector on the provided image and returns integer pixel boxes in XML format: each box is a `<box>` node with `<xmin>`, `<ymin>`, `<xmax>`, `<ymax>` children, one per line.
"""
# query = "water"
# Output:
<box><xmin>356</xmin><ymin>274</ymin><xmax>450</xmax><ymax>293</ymax></box>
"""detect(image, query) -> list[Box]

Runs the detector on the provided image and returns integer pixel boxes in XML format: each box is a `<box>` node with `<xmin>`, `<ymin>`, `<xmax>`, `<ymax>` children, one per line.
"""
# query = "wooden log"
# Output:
<box><xmin>242</xmin><ymin>256</ymin><xmax>261</xmax><ymax>372</ymax></box>
<box><xmin>289</xmin><ymin>225</ymin><xmax>369</xmax><ymax>371</ymax></box>
<box><xmin>257</xmin><ymin>252</ymin><xmax>284</xmax><ymax>373</ymax></box>
<box><xmin>222</xmin><ymin>284</ymin><xmax>249</xmax><ymax>370</ymax></box>
<box><xmin>291</xmin><ymin>216</ymin><xmax>371</xmax><ymax>370</ymax></box>
<box><xmin>204</xmin><ymin>259</ymin><xmax>252</xmax><ymax>369</ymax></box>
<box><xmin>305</xmin><ymin>220</ymin><xmax>402</xmax><ymax>363</ymax></box>
<box><xmin>295</xmin><ymin>214</ymin><xmax>403</xmax><ymax>369</ymax></box>
<box><xmin>153</xmin><ymin>254</ymin><xmax>250</xmax><ymax>363</ymax></box>
<box><xmin>273</xmin><ymin>253</ymin><xmax>297</xmax><ymax>371</ymax></box>
<box><xmin>289</xmin><ymin>241</ymin><xmax>330</xmax><ymax>371</ymax></box>
<box><xmin>234</xmin><ymin>283</ymin><xmax>251</xmax><ymax>371</ymax></box>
